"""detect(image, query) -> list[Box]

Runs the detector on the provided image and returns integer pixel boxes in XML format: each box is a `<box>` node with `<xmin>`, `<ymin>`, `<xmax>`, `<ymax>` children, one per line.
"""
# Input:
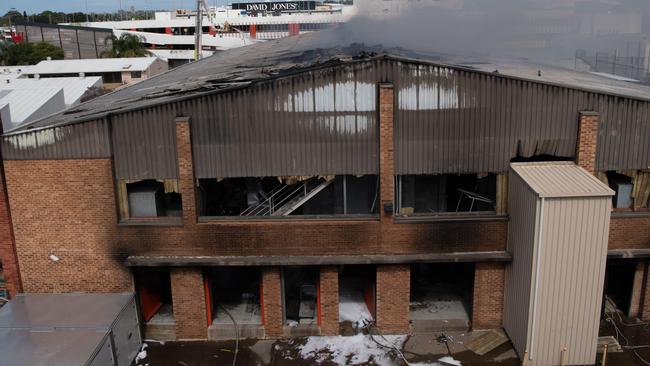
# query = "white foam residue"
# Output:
<box><xmin>338</xmin><ymin>288</ymin><xmax>373</xmax><ymax>328</ymax></box>
<box><xmin>135</xmin><ymin>343</ymin><xmax>148</xmax><ymax>365</ymax></box>
<box><xmin>298</xmin><ymin>334</ymin><xmax>407</xmax><ymax>366</ymax></box>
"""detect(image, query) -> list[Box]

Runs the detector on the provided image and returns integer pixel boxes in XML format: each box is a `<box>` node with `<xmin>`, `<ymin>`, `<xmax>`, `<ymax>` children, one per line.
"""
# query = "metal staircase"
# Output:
<box><xmin>240</xmin><ymin>177</ymin><xmax>334</xmax><ymax>217</ymax></box>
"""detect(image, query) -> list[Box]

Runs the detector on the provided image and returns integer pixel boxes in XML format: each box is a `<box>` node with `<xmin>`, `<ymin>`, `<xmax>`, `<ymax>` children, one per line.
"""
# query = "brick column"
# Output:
<box><xmin>175</xmin><ymin>117</ymin><xmax>196</xmax><ymax>225</ymax></box>
<box><xmin>641</xmin><ymin>263</ymin><xmax>650</xmax><ymax>321</ymax></box>
<box><xmin>0</xmin><ymin>162</ymin><xmax>21</xmax><ymax>298</ymax></box>
<box><xmin>628</xmin><ymin>261</ymin><xmax>646</xmax><ymax>318</ymax></box>
<box><xmin>319</xmin><ymin>266</ymin><xmax>339</xmax><ymax>335</ymax></box>
<box><xmin>262</xmin><ymin>267</ymin><xmax>283</xmax><ymax>338</ymax></box>
<box><xmin>376</xmin><ymin>264</ymin><xmax>410</xmax><ymax>334</ymax></box>
<box><xmin>171</xmin><ymin>268</ymin><xmax>207</xmax><ymax>339</ymax></box>
<box><xmin>379</xmin><ymin>84</ymin><xmax>394</xmax><ymax>223</ymax></box>
<box><xmin>472</xmin><ymin>262</ymin><xmax>505</xmax><ymax>329</ymax></box>
<box><xmin>576</xmin><ymin>111</ymin><xmax>599</xmax><ymax>174</ymax></box>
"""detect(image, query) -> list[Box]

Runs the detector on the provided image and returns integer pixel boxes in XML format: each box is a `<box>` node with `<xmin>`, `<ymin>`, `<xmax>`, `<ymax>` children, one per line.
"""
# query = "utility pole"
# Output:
<box><xmin>194</xmin><ymin>0</ymin><xmax>203</xmax><ymax>61</ymax></box>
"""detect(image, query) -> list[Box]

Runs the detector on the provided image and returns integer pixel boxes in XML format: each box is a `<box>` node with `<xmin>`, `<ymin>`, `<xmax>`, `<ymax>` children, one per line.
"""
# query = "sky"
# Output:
<box><xmin>1</xmin><ymin>0</ymin><xmax>237</xmax><ymax>14</ymax></box>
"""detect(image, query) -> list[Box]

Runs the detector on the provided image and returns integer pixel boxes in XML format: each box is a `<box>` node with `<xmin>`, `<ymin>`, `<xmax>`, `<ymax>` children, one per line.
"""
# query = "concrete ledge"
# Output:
<box><xmin>208</xmin><ymin>324</ymin><xmax>265</xmax><ymax>340</ymax></box>
<box><xmin>283</xmin><ymin>324</ymin><xmax>320</xmax><ymax>337</ymax></box>
<box><xmin>608</xmin><ymin>249</ymin><xmax>650</xmax><ymax>259</ymax></box>
<box><xmin>126</xmin><ymin>251</ymin><xmax>513</xmax><ymax>267</ymax></box>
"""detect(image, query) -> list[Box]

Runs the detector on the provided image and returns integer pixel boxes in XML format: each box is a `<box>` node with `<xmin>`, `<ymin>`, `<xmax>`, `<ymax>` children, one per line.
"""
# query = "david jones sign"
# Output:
<box><xmin>232</xmin><ymin>1</ymin><xmax>317</xmax><ymax>12</ymax></box>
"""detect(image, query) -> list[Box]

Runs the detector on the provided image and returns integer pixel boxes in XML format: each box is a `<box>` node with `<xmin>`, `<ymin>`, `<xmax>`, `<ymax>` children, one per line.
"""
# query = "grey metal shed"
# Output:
<box><xmin>0</xmin><ymin>293</ymin><xmax>141</xmax><ymax>366</ymax></box>
<box><xmin>503</xmin><ymin>162</ymin><xmax>614</xmax><ymax>366</ymax></box>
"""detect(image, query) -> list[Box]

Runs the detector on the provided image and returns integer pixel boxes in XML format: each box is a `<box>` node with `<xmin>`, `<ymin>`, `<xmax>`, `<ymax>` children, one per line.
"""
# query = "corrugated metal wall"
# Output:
<box><xmin>190</xmin><ymin>63</ymin><xmax>379</xmax><ymax>178</ymax></box>
<box><xmin>595</xmin><ymin>96</ymin><xmax>650</xmax><ymax>172</ymax></box>
<box><xmin>503</xmin><ymin>172</ymin><xmax>539</xmax><ymax>358</ymax></box>
<box><xmin>112</xmin><ymin>105</ymin><xmax>179</xmax><ymax>180</ymax></box>
<box><xmin>393</xmin><ymin>62</ymin><xmax>592</xmax><ymax>174</ymax></box>
<box><xmin>1</xmin><ymin>119</ymin><xmax>111</xmax><ymax>160</ymax></box>
<box><xmin>532</xmin><ymin>196</ymin><xmax>610</xmax><ymax>366</ymax></box>
<box><xmin>2</xmin><ymin>58</ymin><xmax>649</xmax><ymax>175</ymax></box>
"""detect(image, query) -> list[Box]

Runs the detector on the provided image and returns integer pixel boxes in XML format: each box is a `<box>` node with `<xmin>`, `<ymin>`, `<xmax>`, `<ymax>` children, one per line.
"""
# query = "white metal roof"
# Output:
<box><xmin>1</xmin><ymin>77</ymin><xmax>102</xmax><ymax>106</ymax></box>
<box><xmin>0</xmin><ymin>87</ymin><xmax>64</xmax><ymax>125</ymax></box>
<box><xmin>0</xmin><ymin>66</ymin><xmax>30</xmax><ymax>82</ymax></box>
<box><xmin>511</xmin><ymin>162</ymin><xmax>614</xmax><ymax>198</ymax></box>
<box><xmin>23</xmin><ymin>57</ymin><xmax>160</xmax><ymax>75</ymax></box>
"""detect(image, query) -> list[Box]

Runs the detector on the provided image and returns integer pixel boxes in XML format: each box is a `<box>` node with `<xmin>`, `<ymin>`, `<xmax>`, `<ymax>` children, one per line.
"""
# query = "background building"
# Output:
<box><xmin>21</xmin><ymin>57</ymin><xmax>168</xmax><ymax>89</ymax></box>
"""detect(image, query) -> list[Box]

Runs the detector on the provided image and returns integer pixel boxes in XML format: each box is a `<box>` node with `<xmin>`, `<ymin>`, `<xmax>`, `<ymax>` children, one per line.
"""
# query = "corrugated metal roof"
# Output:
<box><xmin>23</xmin><ymin>57</ymin><xmax>160</xmax><ymax>75</ymax></box>
<box><xmin>9</xmin><ymin>29</ymin><xmax>650</xmax><ymax>134</ymax></box>
<box><xmin>510</xmin><ymin>162</ymin><xmax>614</xmax><ymax>198</ymax></box>
<box><xmin>1</xmin><ymin>77</ymin><xmax>102</xmax><ymax>106</ymax></box>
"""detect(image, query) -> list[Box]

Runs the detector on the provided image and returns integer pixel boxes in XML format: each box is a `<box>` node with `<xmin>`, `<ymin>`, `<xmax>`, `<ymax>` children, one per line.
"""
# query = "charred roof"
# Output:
<box><xmin>7</xmin><ymin>29</ymin><xmax>650</xmax><ymax>135</ymax></box>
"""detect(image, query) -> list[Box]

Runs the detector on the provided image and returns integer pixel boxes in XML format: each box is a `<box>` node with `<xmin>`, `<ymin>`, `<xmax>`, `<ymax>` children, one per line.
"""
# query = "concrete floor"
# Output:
<box><xmin>138</xmin><ymin>330</ymin><xmax>520</xmax><ymax>366</ymax></box>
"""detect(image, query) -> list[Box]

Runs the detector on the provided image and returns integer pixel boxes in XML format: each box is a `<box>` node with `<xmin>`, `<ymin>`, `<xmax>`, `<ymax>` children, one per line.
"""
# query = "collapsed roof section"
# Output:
<box><xmin>7</xmin><ymin>26</ymin><xmax>650</xmax><ymax>134</ymax></box>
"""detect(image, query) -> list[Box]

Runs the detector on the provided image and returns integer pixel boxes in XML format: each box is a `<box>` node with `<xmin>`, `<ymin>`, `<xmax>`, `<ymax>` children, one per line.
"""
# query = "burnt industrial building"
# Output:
<box><xmin>0</xmin><ymin>32</ymin><xmax>648</xmax><ymax>366</ymax></box>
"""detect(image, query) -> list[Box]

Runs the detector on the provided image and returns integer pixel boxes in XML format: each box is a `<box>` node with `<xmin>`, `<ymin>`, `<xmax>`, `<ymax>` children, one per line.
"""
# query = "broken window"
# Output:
<box><xmin>410</xmin><ymin>263</ymin><xmax>474</xmax><ymax>331</ymax></box>
<box><xmin>134</xmin><ymin>269</ymin><xmax>174</xmax><ymax>325</ymax></box>
<box><xmin>396</xmin><ymin>174</ymin><xmax>497</xmax><ymax>216</ymax></box>
<box><xmin>197</xmin><ymin>175</ymin><xmax>379</xmax><ymax>218</ymax></box>
<box><xmin>206</xmin><ymin>267</ymin><xmax>262</xmax><ymax>326</ymax></box>
<box><xmin>282</xmin><ymin>267</ymin><xmax>319</xmax><ymax>327</ymax></box>
<box><xmin>116</xmin><ymin>179</ymin><xmax>182</xmax><ymax>220</ymax></box>
<box><xmin>602</xmin><ymin>171</ymin><xmax>650</xmax><ymax>210</ymax></box>
<box><xmin>606</xmin><ymin>172</ymin><xmax>634</xmax><ymax>210</ymax></box>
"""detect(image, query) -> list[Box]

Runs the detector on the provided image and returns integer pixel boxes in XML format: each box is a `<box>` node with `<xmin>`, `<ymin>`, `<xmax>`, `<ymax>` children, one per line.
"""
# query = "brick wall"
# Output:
<box><xmin>629</xmin><ymin>261</ymin><xmax>646</xmax><ymax>318</ymax></box>
<box><xmin>171</xmin><ymin>268</ymin><xmax>207</xmax><ymax>339</ymax></box>
<box><xmin>319</xmin><ymin>266</ymin><xmax>339</xmax><ymax>336</ymax></box>
<box><xmin>609</xmin><ymin>216</ymin><xmax>650</xmax><ymax>249</ymax></box>
<box><xmin>642</xmin><ymin>264</ymin><xmax>650</xmax><ymax>322</ymax></box>
<box><xmin>375</xmin><ymin>264</ymin><xmax>410</xmax><ymax>333</ymax></box>
<box><xmin>4</xmin><ymin>158</ymin><xmax>131</xmax><ymax>293</ymax></box>
<box><xmin>576</xmin><ymin>111</ymin><xmax>599</xmax><ymax>174</ymax></box>
<box><xmin>0</xmin><ymin>162</ymin><xmax>20</xmax><ymax>297</ymax></box>
<box><xmin>472</xmin><ymin>262</ymin><xmax>505</xmax><ymax>329</ymax></box>
<box><xmin>262</xmin><ymin>267</ymin><xmax>283</xmax><ymax>337</ymax></box>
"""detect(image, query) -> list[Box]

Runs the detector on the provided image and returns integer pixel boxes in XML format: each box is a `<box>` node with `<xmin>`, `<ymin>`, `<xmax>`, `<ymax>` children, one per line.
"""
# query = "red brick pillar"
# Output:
<box><xmin>641</xmin><ymin>263</ymin><xmax>650</xmax><ymax>321</ymax></box>
<box><xmin>171</xmin><ymin>268</ymin><xmax>207</xmax><ymax>339</ymax></box>
<box><xmin>472</xmin><ymin>262</ymin><xmax>505</xmax><ymax>329</ymax></box>
<box><xmin>379</xmin><ymin>83</ymin><xmax>394</xmax><ymax>226</ymax></box>
<box><xmin>376</xmin><ymin>264</ymin><xmax>410</xmax><ymax>334</ymax></box>
<box><xmin>262</xmin><ymin>267</ymin><xmax>283</xmax><ymax>338</ymax></box>
<box><xmin>0</xmin><ymin>162</ymin><xmax>21</xmax><ymax>298</ymax></box>
<box><xmin>175</xmin><ymin>117</ymin><xmax>196</xmax><ymax>225</ymax></box>
<box><xmin>628</xmin><ymin>261</ymin><xmax>646</xmax><ymax>318</ymax></box>
<box><xmin>576</xmin><ymin>111</ymin><xmax>599</xmax><ymax>174</ymax></box>
<box><xmin>319</xmin><ymin>266</ymin><xmax>339</xmax><ymax>335</ymax></box>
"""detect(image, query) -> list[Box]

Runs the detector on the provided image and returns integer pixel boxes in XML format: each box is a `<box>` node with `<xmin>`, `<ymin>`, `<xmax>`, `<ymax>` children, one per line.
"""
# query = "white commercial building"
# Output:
<box><xmin>20</xmin><ymin>57</ymin><xmax>168</xmax><ymax>88</ymax></box>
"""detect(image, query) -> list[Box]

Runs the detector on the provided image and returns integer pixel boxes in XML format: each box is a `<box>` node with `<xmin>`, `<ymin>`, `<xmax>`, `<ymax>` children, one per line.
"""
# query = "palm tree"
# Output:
<box><xmin>101</xmin><ymin>33</ymin><xmax>151</xmax><ymax>58</ymax></box>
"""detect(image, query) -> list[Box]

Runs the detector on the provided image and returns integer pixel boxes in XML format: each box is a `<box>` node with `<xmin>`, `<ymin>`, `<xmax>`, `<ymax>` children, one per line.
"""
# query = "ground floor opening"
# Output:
<box><xmin>205</xmin><ymin>267</ymin><xmax>264</xmax><ymax>339</ymax></box>
<box><xmin>282</xmin><ymin>266</ymin><xmax>320</xmax><ymax>337</ymax></box>
<box><xmin>338</xmin><ymin>265</ymin><xmax>376</xmax><ymax>333</ymax></box>
<box><xmin>410</xmin><ymin>263</ymin><xmax>474</xmax><ymax>332</ymax></box>
<box><xmin>603</xmin><ymin>259</ymin><xmax>644</xmax><ymax>318</ymax></box>
<box><xmin>134</xmin><ymin>268</ymin><xmax>175</xmax><ymax>340</ymax></box>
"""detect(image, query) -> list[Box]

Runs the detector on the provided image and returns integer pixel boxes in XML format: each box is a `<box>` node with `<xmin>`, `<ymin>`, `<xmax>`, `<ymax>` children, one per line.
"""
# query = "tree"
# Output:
<box><xmin>3</xmin><ymin>42</ymin><xmax>64</xmax><ymax>66</ymax></box>
<box><xmin>100</xmin><ymin>33</ymin><xmax>151</xmax><ymax>58</ymax></box>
